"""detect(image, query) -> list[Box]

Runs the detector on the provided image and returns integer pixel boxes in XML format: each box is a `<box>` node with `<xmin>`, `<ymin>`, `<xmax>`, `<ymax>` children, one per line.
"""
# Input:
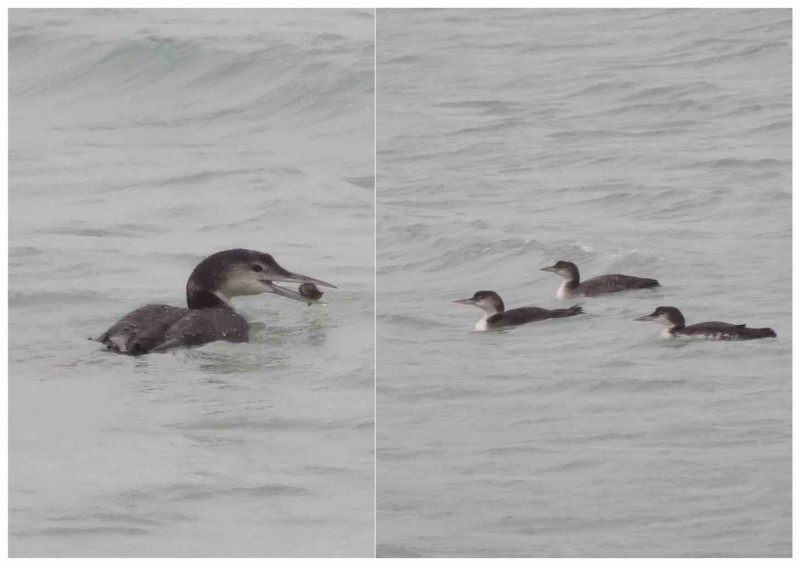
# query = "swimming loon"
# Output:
<box><xmin>95</xmin><ymin>249</ymin><xmax>335</xmax><ymax>355</ymax></box>
<box><xmin>454</xmin><ymin>290</ymin><xmax>584</xmax><ymax>331</ymax></box>
<box><xmin>298</xmin><ymin>282</ymin><xmax>324</xmax><ymax>306</ymax></box>
<box><xmin>635</xmin><ymin>306</ymin><xmax>776</xmax><ymax>340</ymax></box>
<box><xmin>541</xmin><ymin>260</ymin><xmax>659</xmax><ymax>299</ymax></box>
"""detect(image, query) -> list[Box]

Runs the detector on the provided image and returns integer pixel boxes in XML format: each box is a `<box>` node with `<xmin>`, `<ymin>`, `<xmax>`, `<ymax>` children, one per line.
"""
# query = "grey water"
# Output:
<box><xmin>376</xmin><ymin>9</ymin><xmax>791</xmax><ymax>557</ymax></box>
<box><xmin>9</xmin><ymin>9</ymin><xmax>374</xmax><ymax>557</ymax></box>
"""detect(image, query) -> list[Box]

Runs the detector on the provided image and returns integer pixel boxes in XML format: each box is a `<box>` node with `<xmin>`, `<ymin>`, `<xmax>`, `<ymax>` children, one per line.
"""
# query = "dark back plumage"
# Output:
<box><xmin>486</xmin><ymin>304</ymin><xmax>583</xmax><ymax>328</ymax></box>
<box><xmin>680</xmin><ymin>321</ymin><xmax>777</xmax><ymax>340</ymax></box>
<box><xmin>97</xmin><ymin>305</ymin><xmax>250</xmax><ymax>355</ymax></box>
<box><xmin>578</xmin><ymin>274</ymin><xmax>660</xmax><ymax>296</ymax></box>
<box><xmin>97</xmin><ymin>304</ymin><xmax>188</xmax><ymax>355</ymax></box>
<box><xmin>152</xmin><ymin>308</ymin><xmax>250</xmax><ymax>352</ymax></box>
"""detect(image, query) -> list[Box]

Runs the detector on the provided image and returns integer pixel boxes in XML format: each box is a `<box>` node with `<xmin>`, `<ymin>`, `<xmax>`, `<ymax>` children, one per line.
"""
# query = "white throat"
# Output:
<box><xmin>212</xmin><ymin>291</ymin><xmax>235</xmax><ymax>308</ymax></box>
<box><xmin>556</xmin><ymin>282</ymin><xmax>575</xmax><ymax>300</ymax></box>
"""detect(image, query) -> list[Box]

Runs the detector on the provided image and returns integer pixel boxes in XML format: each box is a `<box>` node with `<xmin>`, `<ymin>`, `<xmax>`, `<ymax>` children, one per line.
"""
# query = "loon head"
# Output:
<box><xmin>298</xmin><ymin>282</ymin><xmax>324</xmax><ymax>305</ymax></box>
<box><xmin>541</xmin><ymin>260</ymin><xmax>579</xmax><ymax>282</ymax></box>
<box><xmin>453</xmin><ymin>290</ymin><xmax>505</xmax><ymax>315</ymax></box>
<box><xmin>635</xmin><ymin>306</ymin><xmax>685</xmax><ymax>328</ymax></box>
<box><xmin>186</xmin><ymin>249</ymin><xmax>336</xmax><ymax>309</ymax></box>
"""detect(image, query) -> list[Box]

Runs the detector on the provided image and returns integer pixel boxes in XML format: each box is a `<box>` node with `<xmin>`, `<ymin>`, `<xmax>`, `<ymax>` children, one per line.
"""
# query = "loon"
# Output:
<box><xmin>95</xmin><ymin>249</ymin><xmax>335</xmax><ymax>355</ymax></box>
<box><xmin>454</xmin><ymin>290</ymin><xmax>584</xmax><ymax>331</ymax></box>
<box><xmin>298</xmin><ymin>282</ymin><xmax>324</xmax><ymax>306</ymax></box>
<box><xmin>635</xmin><ymin>306</ymin><xmax>776</xmax><ymax>340</ymax></box>
<box><xmin>541</xmin><ymin>260</ymin><xmax>659</xmax><ymax>299</ymax></box>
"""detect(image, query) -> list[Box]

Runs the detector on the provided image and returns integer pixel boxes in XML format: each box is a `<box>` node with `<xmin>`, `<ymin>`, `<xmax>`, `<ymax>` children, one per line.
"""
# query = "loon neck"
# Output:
<box><xmin>564</xmin><ymin>265</ymin><xmax>580</xmax><ymax>287</ymax></box>
<box><xmin>666</xmin><ymin>309</ymin><xmax>686</xmax><ymax>330</ymax></box>
<box><xmin>187</xmin><ymin>287</ymin><xmax>232</xmax><ymax>310</ymax></box>
<box><xmin>483</xmin><ymin>296</ymin><xmax>504</xmax><ymax>315</ymax></box>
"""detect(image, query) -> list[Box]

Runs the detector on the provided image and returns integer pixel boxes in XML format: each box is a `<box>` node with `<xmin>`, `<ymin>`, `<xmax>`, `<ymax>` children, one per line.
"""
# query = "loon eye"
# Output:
<box><xmin>251</xmin><ymin>264</ymin><xmax>263</xmax><ymax>272</ymax></box>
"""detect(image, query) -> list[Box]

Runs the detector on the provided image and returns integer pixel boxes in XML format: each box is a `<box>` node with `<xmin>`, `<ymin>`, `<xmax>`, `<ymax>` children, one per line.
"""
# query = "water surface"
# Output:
<box><xmin>376</xmin><ymin>8</ymin><xmax>791</xmax><ymax>557</ymax></box>
<box><xmin>10</xmin><ymin>8</ymin><xmax>374</xmax><ymax>557</ymax></box>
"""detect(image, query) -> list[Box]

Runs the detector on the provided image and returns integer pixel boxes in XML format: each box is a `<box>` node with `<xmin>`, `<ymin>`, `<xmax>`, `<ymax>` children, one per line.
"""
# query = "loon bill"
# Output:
<box><xmin>95</xmin><ymin>248</ymin><xmax>336</xmax><ymax>355</ymax></box>
<box><xmin>454</xmin><ymin>290</ymin><xmax>584</xmax><ymax>331</ymax></box>
<box><xmin>541</xmin><ymin>260</ymin><xmax>659</xmax><ymax>299</ymax></box>
<box><xmin>635</xmin><ymin>306</ymin><xmax>776</xmax><ymax>340</ymax></box>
